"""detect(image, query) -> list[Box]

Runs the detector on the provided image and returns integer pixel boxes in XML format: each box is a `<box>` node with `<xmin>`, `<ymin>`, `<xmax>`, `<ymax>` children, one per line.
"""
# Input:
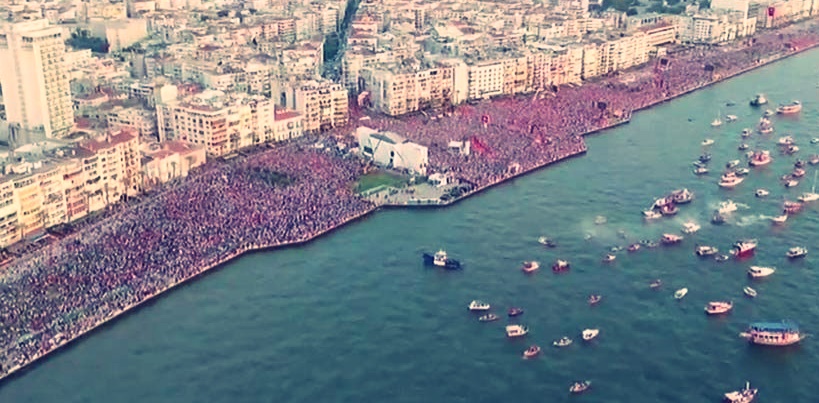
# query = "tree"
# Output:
<box><xmin>67</xmin><ymin>29</ymin><xmax>110</xmax><ymax>53</ymax></box>
<box><xmin>627</xmin><ymin>7</ymin><xmax>639</xmax><ymax>15</ymax></box>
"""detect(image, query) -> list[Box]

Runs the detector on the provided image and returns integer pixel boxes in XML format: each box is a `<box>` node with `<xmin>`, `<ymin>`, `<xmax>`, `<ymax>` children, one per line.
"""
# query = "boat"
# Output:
<box><xmin>522</xmin><ymin>345</ymin><xmax>541</xmax><ymax>359</ymax></box>
<box><xmin>741</xmin><ymin>128</ymin><xmax>752</xmax><ymax>138</ymax></box>
<box><xmin>726</xmin><ymin>114</ymin><xmax>738</xmax><ymax>122</ymax></box>
<box><xmin>771</xmin><ymin>213</ymin><xmax>788</xmax><ymax>225</ymax></box>
<box><xmin>755</xmin><ymin>188</ymin><xmax>769</xmax><ymax>197</ymax></box>
<box><xmin>812</xmin><ymin>138</ymin><xmax>819</xmax><ymax>144</ymax></box>
<box><xmin>783</xmin><ymin>200</ymin><xmax>803</xmax><ymax>214</ymax></box>
<box><xmin>763</xmin><ymin>109</ymin><xmax>775</xmax><ymax>118</ymax></box>
<box><xmin>671</xmin><ymin>188</ymin><xmax>694</xmax><ymax>204</ymax></box>
<box><xmin>735</xmin><ymin>168</ymin><xmax>750</xmax><ymax>176</ymax></box>
<box><xmin>681</xmin><ymin>222</ymin><xmax>700</xmax><ymax>234</ymax></box>
<box><xmin>553</xmin><ymin>336</ymin><xmax>573</xmax><ymax>347</ymax></box>
<box><xmin>811</xmin><ymin>155</ymin><xmax>819</xmax><ymax>165</ymax></box>
<box><xmin>726</xmin><ymin>101</ymin><xmax>736</xmax><ymax>106</ymax></box>
<box><xmin>505</xmin><ymin>324</ymin><xmax>528</xmax><ymax>338</ymax></box>
<box><xmin>723</xmin><ymin>381</ymin><xmax>758</xmax><ymax>403</ymax></box>
<box><xmin>795</xmin><ymin>159</ymin><xmax>806</xmax><ymax>168</ymax></box>
<box><xmin>570</xmin><ymin>381</ymin><xmax>591</xmax><ymax>394</ymax></box>
<box><xmin>552</xmin><ymin>259</ymin><xmax>570</xmax><ymax>272</ymax></box>
<box><xmin>711</xmin><ymin>117</ymin><xmax>723</xmax><ymax>127</ymax></box>
<box><xmin>712</xmin><ymin>212</ymin><xmax>726</xmax><ymax>225</ymax></box>
<box><xmin>423</xmin><ymin>250</ymin><xmax>462</xmax><ymax>269</ymax></box>
<box><xmin>731</xmin><ymin>239</ymin><xmax>757</xmax><ymax>258</ymax></box>
<box><xmin>582</xmin><ymin>329</ymin><xmax>599</xmax><ymax>341</ymax></box>
<box><xmin>508</xmin><ymin>307</ymin><xmax>524</xmax><ymax>317</ymax></box>
<box><xmin>640</xmin><ymin>239</ymin><xmax>659</xmax><ymax>248</ymax></box>
<box><xmin>705</xmin><ymin>301</ymin><xmax>733</xmax><ymax>315</ymax></box>
<box><xmin>594</xmin><ymin>215</ymin><xmax>607</xmax><ymax>225</ymax></box>
<box><xmin>726</xmin><ymin>160</ymin><xmax>740</xmax><ymax>169</ymax></box>
<box><xmin>776</xmin><ymin>100</ymin><xmax>802</xmax><ymax>114</ymax></box>
<box><xmin>798</xmin><ymin>170</ymin><xmax>819</xmax><ymax>202</ymax></box>
<box><xmin>674</xmin><ymin>288</ymin><xmax>688</xmax><ymax>300</ymax></box>
<box><xmin>653</xmin><ymin>196</ymin><xmax>673</xmax><ymax>209</ymax></box>
<box><xmin>749</xmin><ymin>94</ymin><xmax>768</xmax><ymax>106</ymax></box>
<box><xmin>694</xmin><ymin>166</ymin><xmax>709</xmax><ymax>175</ymax></box>
<box><xmin>468</xmin><ymin>300</ymin><xmax>491</xmax><ymax>311</ymax></box>
<box><xmin>660</xmin><ymin>203</ymin><xmax>678</xmax><ymax>216</ymax></box>
<box><xmin>693</xmin><ymin>160</ymin><xmax>707</xmax><ymax>168</ymax></box>
<box><xmin>786</xmin><ymin>145</ymin><xmax>799</xmax><ymax>155</ymax></box>
<box><xmin>793</xmin><ymin>168</ymin><xmax>806</xmax><ymax>178</ymax></box>
<box><xmin>738</xmin><ymin>143</ymin><xmax>750</xmax><ymax>151</ymax></box>
<box><xmin>784</xmin><ymin>179</ymin><xmax>799</xmax><ymax>188</ymax></box>
<box><xmin>719</xmin><ymin>172</ymin><xmax>745</xmax><ymax>188</ymax></box>
<box><xmin>521</xmin><ymin>261</ymin><xmax>540</xmax><ymax>273</ymax></box>
<box><xmin>715</xmin><ymin>254</ymin><xmax>730</xmax><ymax>262</ymax></box>
<box><xmin>643</xmin><ymin>210</ymin><xmax>662</xmax><ymax>219</ymax></box>
<box><xmin>588</xmin><ymin>294</ymin><xmax>602</xmax><ymax>305</ymax></box>
<box><xmin>743</xmin><ymin>286</ymin><xmax>757</xmax><ymax>298</ymax></box>
<box><xmin>702</xmin><ymin>138</ymin><xmax>715</xmax><ymax>146</ymax></box>
<box><xmin>700</xmin><ymin>153</ymin><xmax>712</xmax><ymax>163</ymax></box>
<box><xmin>650</xmin><ymin>279</ymin><xmax>663</xmax><ymax>289</ymax></box>
<box><xmin>748</xmin><ymin>266</ymin><xmax>776</xmax><ymax>278</ymax></box>
<box><xmin>478</xmin><ymin>313</ymin><xmax>499</xmax><ymax>322</ymax></box>
<box><xmin>778</xmin><ymin>135</ymin><xmax>795</xmax><ymax>146</ymax></box>
<box><xmin>748</xmin><ymin>151</ymin><xmax>772</xmax><ymax>166</ymax></box>
<box><xmin>602</xmin><ymin>254</ymin><xmax>616</xmax><ymax>262</ymax></box>
<box><xmin>786</xmin><ymin>246</ymin><xmax>808</xmax><ymax>258</ymax></box>
<box><xmin>537</xmin><ymin>236</ymin><xmax>557</xmax><ymax>247</ymax></box>
<box><xmin>718</xmin><ymin>200</ymin><xmax>738</xmax><ymax>214</ymax></box>
<box><xmin>739</xmin><ymin>321</ymin><xmax>806</xmax><ymax>346</ymax></box>
<box><xmin>661</xmin><ymin>233</ymin><xmax>683</xmax><ymax>245</ymax></box>
<box><xmin>696</xmin><ymin>245</ymin><xmax>719</xmax><ymax>256</ymax></box>
<box><xmin>627</xmin><ymin>243</ymin><xmax>641</xmax><ymax>252</ymax></box>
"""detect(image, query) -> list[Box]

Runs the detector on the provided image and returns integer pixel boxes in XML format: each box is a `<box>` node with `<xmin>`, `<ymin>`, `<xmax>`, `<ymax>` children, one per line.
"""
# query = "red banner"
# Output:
<box><xmin>768</xmin><ymin>7</ymin><xmax>775</xmax><ymax>17</ymax></box>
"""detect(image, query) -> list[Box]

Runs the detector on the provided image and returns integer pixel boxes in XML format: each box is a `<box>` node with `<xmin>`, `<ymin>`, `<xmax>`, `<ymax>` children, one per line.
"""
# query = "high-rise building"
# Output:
<box><xmin>0</xmin><ymin>19</ymin><xmax>73</xmax><ymax>139</ymax></box>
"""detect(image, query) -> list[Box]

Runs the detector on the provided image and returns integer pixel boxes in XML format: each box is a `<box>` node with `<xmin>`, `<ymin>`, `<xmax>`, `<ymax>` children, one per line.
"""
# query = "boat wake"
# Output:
<box><xmin>735</xmin><ymin>214</ymin><xmax>773</xmax><ymax>227</ymax></box>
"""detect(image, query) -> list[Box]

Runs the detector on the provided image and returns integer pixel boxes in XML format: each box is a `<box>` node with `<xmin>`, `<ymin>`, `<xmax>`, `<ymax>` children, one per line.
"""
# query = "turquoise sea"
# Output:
<box><xmin>4</xmin><ymin>50</ymin><xmax>819</xmax><ymax>402</ymax></box>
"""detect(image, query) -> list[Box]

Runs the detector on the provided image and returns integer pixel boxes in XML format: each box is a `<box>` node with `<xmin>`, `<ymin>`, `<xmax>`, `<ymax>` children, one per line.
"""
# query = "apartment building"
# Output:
<box><xmin>141</xmin><ymin>140</ymin><xmax>206</xmax><ymax>188</ymax></box>
<box><xmin>362</xmin><ymin>62</ymin><xmax>455</xmax><ymax>116</ymax></box>
<box><xmin>78</xmin><ymin>130</ymin><xmax>142</xmax><ymax>202</ymax></box>
<box><xmin>281</xmin><ymin>79</ymin><xmax>349</xmax><ymax>133</ymax></box>
<box><xmin>0</xmin><ymin>178</ymin><xmax>20</xmax><ymax>247</ymax></box>
<box><xmin>467</xmin><ymin>59</ymin><xmax>504</xmax><ymax>99</ymax></box>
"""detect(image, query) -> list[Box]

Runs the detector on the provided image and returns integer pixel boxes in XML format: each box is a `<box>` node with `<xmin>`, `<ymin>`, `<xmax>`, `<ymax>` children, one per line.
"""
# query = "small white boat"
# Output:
<box><xmin>726</xmin><ymin>160</ymin><xmax>740</xmax><ymax>169</ymax></box>
<box><xmin>522</xmin><ymin>345</ymin><xmax>541</xmax><ymax>359</ymax></box>
<box><xmin>537</xmin><ymin>236</ymin><xmax>556</xmax><ymax>247</ymax></box>
<box><xmin>674</xmin><ymin>288</ymin><xmax>688</xmax><ymax>300</ymax></box>
<box><xmin>602</xmin><ymin>254</ymin><xmax>616</xmax><ymax>263</ymax></box>
<box><xmin>505</xmin><ymin>324</ymin><xmax>529</xmax><ymax>338</ymax></box>
<box><xmin>581</xmin><ymin>328</ymin><xmax>599</xmax><ymax>341</ymax></box>
<box><xmin>786</xmin><ymin>145</ymin><xmax>800</xmax><ymax>155</ymax></box>
<box><xmin>784</xmin><ymin>179</ymin><xmax>799</xmax><ymax>188</ymax></box>
<box><xmin>661</xmin><ymin>233</ymin><xmax>684</xmax><ymax>245</ymax></box>
<box><xmin>594</xmin><ymin>215</ymin><xmax>607</xmax><ymax>225</ymax></box>
<box><xmin>588</xmin><ymin>295</ymin><xmax>602</xmax><ymax>305</ymax></box>
<box><xmin>643</xmin><ymin>210</ymin><xmax>662</xmax><ymax>219</ymax></box>
<box><xmin>478</xmin><ymin>313</ymin><xmax>499</xmax><ymax>322</ymax></box>
<box><xmin>694</xmin><ymin>166</ymin><xmax>709</xmax><ymax>175</ymax></box>
<box><xmin>743</xmin><ymin>286</ymin><xmax>758</xmax><ymax>298</ymax></box>
<box><xmin>553</xmin><ymin>337</ymin><xmax>573</xmax><ymax>347</ymax></box>
<box><xmin>771</xmin><ymin>213</ymin><xmax>788</xmax><ymax>224</ymax></box>
<box><xmin>778</xmin><ymin>136</ymin><xmax>795</xmax><ymax>146</ymax></box>
<box><xmin>763</xmin><ymin>109</ymin><xmax>775</xmax><ymax>117</ymax></box>
<box><xmin>715</xmin><ymin>254</ymin><xmax>730</xmax><ymax>262</ymax></box>
<box><xmin>748</xmin><ymin>266</ymin><xmax>776</xmax><ymax>278</ymax></box>
<box><xmin>468</xmin><ymin>300</ymin><xmax>491</xmax><ymax>311</ymax></box>
<box><xmin>681</xmin><ymin>222</ymin><xmax>700</xmax><ymax>234</ymax></box>
<box><xmin>755</xmin><ymin>189</ymin><xmax>770</xmax><ymax>197</ymax></box>
<box><xmin>812</xmin><ymin>138</ymin><xmax>819</xmax><ymax>144</ymax></box>
<box><xmin>704</xmin><ymin>301</ymin><xmax>733</xmax><ymax>315</ymax></box>
<box><xmin>735</xmin><ymin>168</ymin><xmax>750</xmax><ymax>176</ymax></box>
<box><xmin>569</xmin><ymin>380</ymin><xmax>591</xmax><ymax>394</ymax></box>
<box><xmin>723</xmin><ymin>381</ymin><xmax>758</xmax><ymax>403</ymax></box>
<box><xmin>726</xmin><ymin>114</ymin><xmax>738</xmax><ymax>122</ymax></box>
<box><xmin>718</xmin><ymin>200</ymin><xmax>738</xmax><ymax>214</ymax></box>
<box><xmin>719</xmin><ymin>172</ymin><xmax>744</xmax><ymax>188</ymax></box>
<box><xmin>741</xmin><ymin>128</ymin><xmax>752</xmax><ymax>138</ymax></box>
<box><xmin>696</xmin><ymin>245</ymin><xmax>719</xmax><ymax>256</ymax></box>
<box><xmin>798</xmin><ymin>170</ymin><xmax>819</xmax><ymax>202</ymax></box>
<box><xmin>522</xmin><ymin>261</ymin><xmax>540</xmax><ymax>273</ymax></box>
<box><xmin>787</xmin><ymin>246</ymin><xmax>808</xmax><ymax>258</ymax></box>
<box><xmin>702</xmin><ymin>138</ymin><xmax>715</xmax><ymax>146</ymax></box>
<box><xmin>711</xmin><ymin>118</ymin><xmax>723</xmax><ymax>127</ymax></box>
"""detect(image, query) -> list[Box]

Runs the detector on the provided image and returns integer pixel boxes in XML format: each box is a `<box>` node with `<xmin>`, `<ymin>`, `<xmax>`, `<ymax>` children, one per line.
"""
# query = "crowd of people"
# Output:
<box><xmin>3</xmin><ymin>20</ymin><xmax>819</xmax><ymax>380</ymax></box>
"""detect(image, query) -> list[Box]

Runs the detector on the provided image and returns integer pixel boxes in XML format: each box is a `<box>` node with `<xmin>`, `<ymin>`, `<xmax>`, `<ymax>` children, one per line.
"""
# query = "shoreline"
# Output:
<box><xmin>2</xmin><ymin>32</ymin><xmax>818</xmax><ymax>384</ymax></box>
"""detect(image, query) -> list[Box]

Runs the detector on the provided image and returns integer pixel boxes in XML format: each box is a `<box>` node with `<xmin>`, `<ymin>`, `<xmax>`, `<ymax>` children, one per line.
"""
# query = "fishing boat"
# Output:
<box><xmin>522</xmin><ymin>345</ymin><xmax>541</xmax><ymax>359</ymax></box>
<box><xmin>674</xmin><ymin>288</ymin><xmax>688</xmax><ymax>300</ymax></box>
<box><xmin>650</xmin><ymin>279</ymin><xmax>663</xmax><ymax>289</ymax></box>
<box><xmin>739</xmin><ymin>321</ymin><xmax>806</xmax><ymax>346</ymax></box>
<box><xmin>795</xmin><ymin>159</ymin><xmax>807</xmax><ymax>168</ymax></box>
<box><xmin>776</xmin><ymin>100</ymin><xmax>802</xmax><ymax>114</ymax></box>
<box><xmin>628</xmin><ymin>243</ymin><xmax>641</xmax><ymax>252</ymax></box>
<box><xmin>748</xmin><ymin>150</ymin><xmax>772</xmax><ymax>166</ymax></box>
<box><xmin>570</xmin><ymin>381</ymin><xmax>591</xmax><ymax>394</ymax></box>
<box><xmin>811</xmin><ymin>155</ymin><xmax>819</xmax><ymax>165</ymax></box>
<box><xmin>660</xmin><ymin>203</ymin><xmax>678</xmax><ymax>216</ymax></box>
<box><xmin>726</xmin><ymin>160</ymin><xmax>740</xmax><ymax>169</ymax></box>
<box><xmin>552</xmin><ymin>259</ymin><xmax>570</xmax><ymax>273</ymax></box>
<box><xmin>743</xmin><ymin>286</ymin><xmax>757</xmax><ymax>298</ymax></box>
<box><xmin>553</xmin><ymin>337</ymin><xmax>573</xmax><ymax>347</ymax></box>
<box><xmin>798</xmin><ymin>170</ymin><xmax>819</xmax><ymax>202</ymax></box>
<box><xmin>793</xmin><ymin>168</ymin><xmax>806</xmax><ymax>178</ymax></box>
<box><xmin>786</xmin><ymin>246</ymin><xmax>808</xmax><ymax>258</ymax></box>
<box><xmin>778</xmin><ymin>135</ymin><xmax>795</xmax><ymax>146</ymax></box>
<box><xmin>661</xmin><ymin>233</ymin><xmax>683</xmax><ymax>245</ymax></box>
<box><xmin>783</xmin><ymin>200</ymin><xmax>803</xmax><ymax>214</ymax></box>
<box><xmin>735</xmin><ymin>168</ymin><xmax>750</xmax><ymax>176</ymax></box>
<box><xmin>468</xmin><ymin>300</ymin><xmax>491</xmax><ymax>311</ymax></box>
<box><xmin>522</xmin><ymin>261</ymin><xmax>540</xmax><ymax>273</ymax></box>
<box><xmin>755</xmin><ymin>189</ymin><xmax>769</xmax><ymax>197</ymax></box>
<box><xmin>588</xmin><ymin>294</ymin><xmax>602</xmax><ymax>305</ymax></box>
<box><xmin>700</xmin><ymin>153</ymin><xmax>713</xmax><ymax>163</ymax></box>
<box><xmin>786</xmin><ymin>145</ymin><xmax>799</xmax><ymax>155</ymax></box>
<box><xmin>784</xmin><ymin>179</ymin><xmax>799</xmax><ymax>188</ymax></box>
<box><xmin>602</xmin><ymin>254</ymin><xmax>616</xmax><ymax>262</ymax></box>
<box><xmin>748</xmin><ymin>266</ymin><xmax>776</xmax><ymax>278</ymax></box>
<box><xmin>696</xmin><ymin>245</ymin><xmax>719</xmax><ymax>256</ymax></box>
<box><xmin>749</xmin><ymin>94</ymin><xmax>768</xmax><ymax>106</ymax></box>
<box><xmin>702</xmin><ymin>138</ymin><xmax>715</xmax><ymax>146</ymax></box>
<box><xmin>478</xmin><ymin>313</ymin><xmax>499</xmax><ymax>322</ymax></box>
<box><xmin>705</xmin><ymin>301</ymin><xmax>733</xmax><ymax>315</ymax></box>
<box><xmin>671</xmin><ymin>188</ymin><xmax>694</xmax><ymax>204</ymax></box>
<box><xmin>719</xmin><ymin>172</ymin><xmax>744</xmax><ymax>188</ymax></box>
<box><xmin>771</xmin><ymin>213</ymin><xmax>788</xmax><ymax>225</ymax></box>
<box><xmin>718</xmin><ymin>200</ymin><xmax>738</xmax><ymax>214</ymax></box>
<box><xmin>731</xmin><ymin>239</ymin><xmax>757</xmax><ymax>258</ymax></box>
<box><xmin>537</xmin><ymin>236</ymin><xmax>557</xmax><ymax>247</ymax></box>
<box><xmin>423</xmin><ymin>250</ymin><xmax>462</xmax><ymax>269</ymax></box>
<box><xmin>682</xmin><ymin>222</ymin><xmax>700</xmax><ymax>234</ymax></box>
<box><xmin>505</xmin><ymin>324</ymin><xmax>529</xmax><ymax>338</ymax></box>
<box><xmin>643</xmin><ymin>210</ymin><xmax>662</xmax><ymax>219</ymax></box>
<box><xmin>723</xmin><ymin>381</ymin><xmax>758</xmax><ymax>403</ymax></box>
<box><xmin>508</xmin><ymin>307</ymin><xmax>524</xmax><ymax>317</ymax></box>
<box><xmin>694</xmin><ymin>166</ymin><xmax>709</xmax><ymax>175</ymax></box>
<box><xmin>738</xmin><ymin>143</ymin><xmax>749</xmax><ymax>150</ymax></box>
<box><xmin>582</xmin><ymin>329</ymin><xmax>600</xmax><ymax>341</ymax></box>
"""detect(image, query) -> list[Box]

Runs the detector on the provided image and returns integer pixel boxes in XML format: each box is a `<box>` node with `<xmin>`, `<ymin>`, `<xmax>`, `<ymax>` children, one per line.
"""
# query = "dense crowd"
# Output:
<box><xmin>3</xmin><ymin>20</ymin><xmax>819</xmax><ymax>379</ymax></box>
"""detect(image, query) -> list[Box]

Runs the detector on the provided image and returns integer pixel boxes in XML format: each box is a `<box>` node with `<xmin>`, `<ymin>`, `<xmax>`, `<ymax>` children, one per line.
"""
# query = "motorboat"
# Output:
<box><xmin>778</xmin><ymin>136</ymin><xmax>795</xmax><ymax>146</ymax></box>
<box><xmin>776</xmin><ymin>100</ymin><xmax>802</xmax><ymax>114</ymax></box>
<box><xmin>693</xmin><ymin>160</ymin><xmax>707</xmax><ymax>168</ymax></box>
<box><xmin>738</xmin><ymin>143</ymin><xmax>750</xmax><ymax>151</ymax></box>
<box><xmin>508</xmin><ymin>307</ymin><xmax>524</xmax><ymax>317</ymax></box>
<box><xmin>762</xmin><ymin>109</ymin><xmax>775</xmax><ymax>118</ymax></box>
<box><xmin>468</xmin><ymin>300</ymin><xmax>491</xmax><ymax>311</ymax></box>
<box><xmin>723</xmin><ymin>381</ymin><xmax>757</xmax><ymax>403</ymax></box>
<box><xmin>660</xmin><ymin>203</ymin><xmax>678</xmax><ymax>216</ymax></box>
<box><xmin>582</xmin><ymin>328</ymin><xmax>600</xmax><ymax>341</ymax></box>
<box><xmin>786</xmin><ymin>145</ymin><xmax>799</xmax><ymax>155</ymax></box>
<box><xmin>715</xmin><ymin>254</ymin><xmax>730</xmax><ymax>262</ymax></box>
<box><xmin>505</xmin><ymin>324</ymin><xmax>529</xmax><ymax>338</ymax></box>
<box><xmin>594</xmin><ymin>215</ymin><xmax>607</xmax><ymax>225</ymax></box>
<box><xmin>696</xmin><ymin>245</ymin><xmax>719</xmax><ymax>256</ymax></box>
<box><xmin>749</xmin><ymin>94</ymin><xmax>768</xmax><ymax>106</ymax></box>
<box><xmin>739</xmin><ymin>321</ymin><xmax>805</xmax><ymax>346</ymax></box>
<box><xmin>553</xmin><ymin>337</ymin><xmax>573</xmax><ymax>347</ymax></box>
<box><xmin>735</xmin><ymin>168</ymin><xmax>750</xmax><ymax>176</ymax></box>
<box><xmin>786</xmin><ymin>246</ymin><xmax>808</xmax><ymax>258</ymax></box>
<box><xmin>741</xmin><ymin>128</ymin><xmax>752</xmax><ymax>138</ymax></box>
<box><xmin>784</xmin><ymin>179</ymin><xmax>799</xmax><ymax>188</ymax></box>
<box><xmin>726</xmin><ymin>160</ymin><xmax>740</xmax><ymax>169</ymax></box>
<box><xmin>682</xmin><ymin>222</ymin><xmax>700</xmax><ymax>234</ymax></box>
<box><xmin>795</xmin><ymin>160</ymin><xmax>807</xmax><ymax>168</ymax></box>
<box><xmin>653</xmin><ymin>196</ymin><xmax>673</xmax><ymax>209</ymax></box>
<box><xmin>702</xmin><ymin>138</ymin><xmax>715</xmax><ymax>146</ymax></box>
<box><xmin>731</xmin><ymin>239</ymin><xmax>758</xmax><ymax>258</ymax></box>
<box><xmin>570</xmin><ymin>381</ymin><xmax>591</xmax><ymax>394</ymax></box>
<box><xmin>649</xmin><ymin>279</ymin><xmax>663</xmax><ymax>289</ymax></box>
<box><xmin>602</xmin><ymin>254</ymin><xmax>616</xmax><ymax>263</ymax></box>
<box><xmin>812</xmin><ymin>138</ymin><xmax>819</xmax><ymax>144</ymax></box>
<box><xmin>743</xmin><ymin>286</ymin><xmax>757</xmax><ymax>298</ymax></box>
<box><xmin>537</xmin><ymin>236</ymin><xmax>557</xmax><ymax>247</ymax></box>
<box><xmin>478</xmin><ymin>313</ymin><xmax>499</xmax><ymax>322</ymax></box>
<box><xmin>423</xmin><ymin>250</ymin><xmax>462</xmax><ymax>269</ymax></box>
<box><xmin>671</xmin><ymin>188</ymin><xmax>694</xmax><ymax>204</ymax></box>
<box><xmin>784</xmin><ymin>200</ymin><xmax>803</xmax><ymax>214</ymax></box>
<box><xmin>811</xmin><ymin>154</ymin><xmax>819</xmax><ymax>165</ymax></box>
<box><xmin>661</xmin><ymin>233</ymin><xmax>683</xmax><ymax>245</ymax></box>
<box><xmin>628</xmin><ymin>243</ymin><xmax>641</xmax><ymax>252</ymax></box>
<box><xmin>755</xmin><ymin>188</ymin><xmax>770</xmax><ymax>197</ymax></box>
<box><xmin>712</xmin><ymin>212</ymin><xmax>726</xmax><ymax>225</ymax></box>
<box><xmin>700</xmin><ymin>153</ymin><xmax>712</xmax><ymax>163</ymax></box>
<box><xmin>522</xmin><ymin>345</ymin><xmax>541</xmax><ymax>359</ymax></box>
<box><xmin>726</xmin><ymin>114</ymin><xmax>738</xmax><ymax>122</ymax></box>
<box><xmin>552</xmin><ymin>259</ymin><xmax>570</xmax><ymax>272</ymax></box>
<box><xmin>705</xmin><ymin>301</ymin><xmax>733</xmax><ymax>315</ymax></box>
<box><xmin>643</xmin><ymin>210</ymin><xmax>662</xmax><ymax>219</ymax></box>
<box><xmin>748</xmin><ymin>266</ymin><xmax>776</xmax><ymax>278</ymax></box>
<box><xmin>798</xmin><ymin>170</ymin><xmax>819</xmax><ymax>202</ymax></box>
<box><xmin>694</xmin><ymin>166</ymin><xmax>709</xmax><ymax>175</ymax></box>
<box><xmin>640</xmin><ymin>239</ymin><xmax>659</xmax><ymax>248</ymax></box>
<box><xmin>674</xmin><ymin>288</ymin><xmax>688</xmax><ymax>300</ymax></box>
<box><xmin>748</xmin><ymin>150</ymin><xmax>772</xmax><ymax>166</ymax></box>
<box><xmin>610</xmin><ymin>245</ymin><xmax>623</xmax><ymax>252</ymax></box>
<box><xmin>588</xmin><ymin>294</ymin><xmax>602</xmax><ymax>305</ymax></box>
<box><xmin>719</xmin><ymin>172</ymin><xmax>745</xmax><ymax>188</ymax></box>
<box><xmin>718</xmin><ymin>200</ymin><xmax>738</xmax><ymax>214</ymax></box>
<box><xmin>522</xmin><ymin>261</ymin><xmax>540</xmax><ymax>273</ymax></box>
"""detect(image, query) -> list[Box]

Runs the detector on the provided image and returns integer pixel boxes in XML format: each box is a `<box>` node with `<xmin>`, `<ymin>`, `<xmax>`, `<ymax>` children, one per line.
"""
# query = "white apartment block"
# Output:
<box><xmin>78</xmin><ymin>130</ymin><xmax>142</xmax><ymax>200</ymax></box>
<box><xmin>712</xmin><ymin>0</ymin><xmax>752</xmax><ymax>17</ymax></box>
<box><xmin>0</xmin><ymin>178</ymin><xmax>20</xmax><ymax>247</ymax></box>
<box><xmin>362</xmin><ymin>63</ymin><xmax>455</xmax><ymax>116</ymax></box>
<box><xmin>679</xmin><ymin>12</ymin><xmax>757</xmax><ymax>43</ymax></box>
<box><xmin>0</xmin><ymin>19</ymin><xmax>73</xmax><ymax>139</ymax></box>
<box><xmin>467</xmin><ymin>60</ymin><xmax>504</xmax><ymax>99</ymax></box>
<box><xmin>281</xmin><ymin>79</ymin><xmax>349</xmax><ymax>132</ymax></box>
<box><xmin>107</xmin><ymin>104</ymin><xmax>158</xmax><ymax>139</ymax></box>
<box><xmin>140</xmin><ymin>140</ymin><xmax>206</xmax><ymax>188</ymax></box>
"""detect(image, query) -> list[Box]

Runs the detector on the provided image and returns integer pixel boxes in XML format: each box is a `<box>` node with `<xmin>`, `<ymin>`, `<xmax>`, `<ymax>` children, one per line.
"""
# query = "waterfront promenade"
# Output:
<box><xmin>3</xmin><ymin>19</ymin><xmax>819</xmax><ymax>383</ymax></box>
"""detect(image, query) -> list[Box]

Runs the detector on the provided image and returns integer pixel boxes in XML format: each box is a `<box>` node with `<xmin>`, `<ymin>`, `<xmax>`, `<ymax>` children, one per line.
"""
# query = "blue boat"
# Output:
<box><xmin>423</xmin><ymin>250</ymin><xmax>461</xmax><ymax>269</ymax></box>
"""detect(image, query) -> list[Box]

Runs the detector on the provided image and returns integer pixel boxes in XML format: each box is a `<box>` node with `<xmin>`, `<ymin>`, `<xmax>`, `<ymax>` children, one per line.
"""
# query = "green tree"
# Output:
<box><xmin>67</xmin><ymin>29</ymin><xmax>109</xmax><ymax>53</ymax></box>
